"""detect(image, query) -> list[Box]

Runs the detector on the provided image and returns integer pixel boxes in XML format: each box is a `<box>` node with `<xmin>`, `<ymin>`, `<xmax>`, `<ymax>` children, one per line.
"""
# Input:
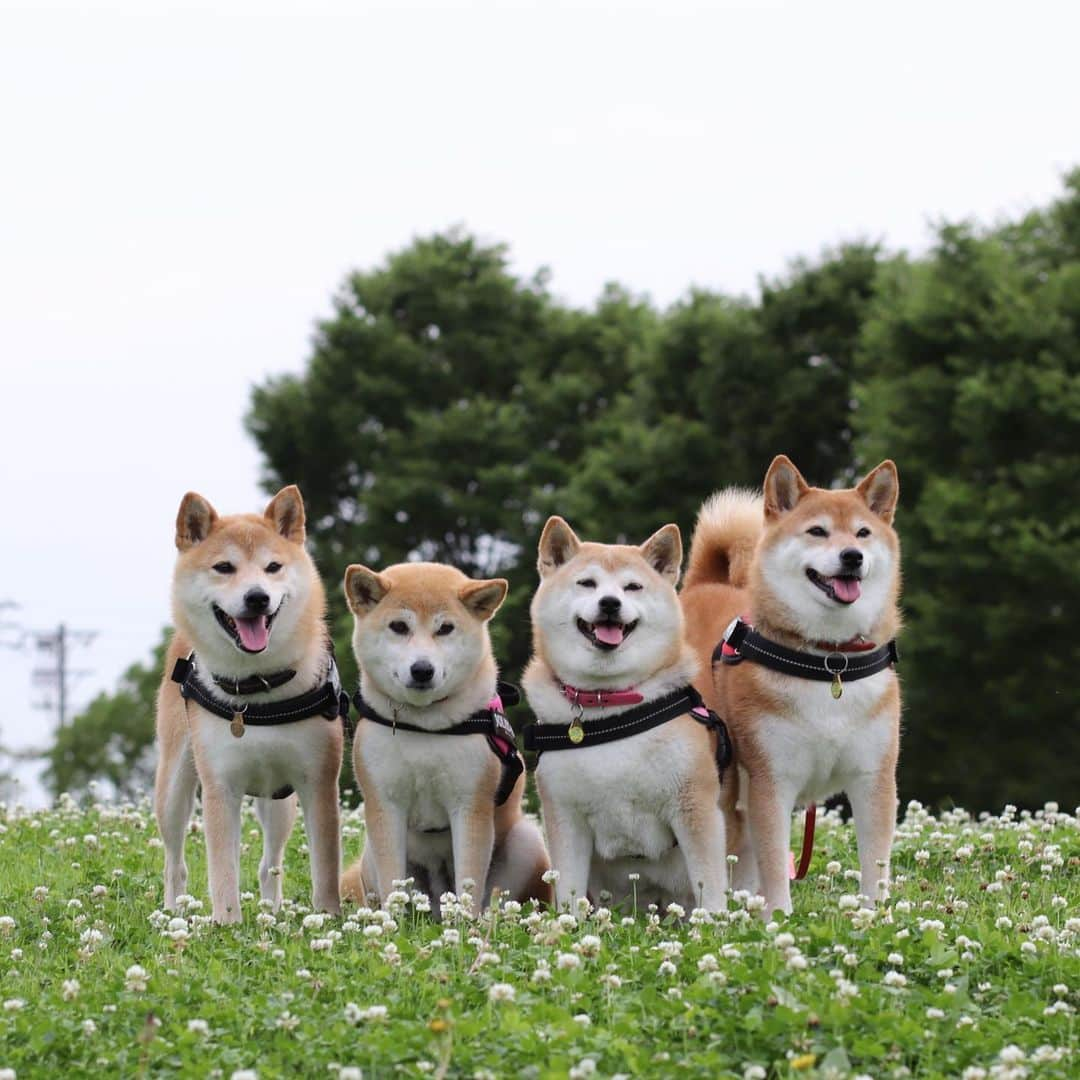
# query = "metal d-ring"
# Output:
<box><xmin>824</xmin><ymin>652</ymin><xmax>850</xmax><ymax>676</ymax></box>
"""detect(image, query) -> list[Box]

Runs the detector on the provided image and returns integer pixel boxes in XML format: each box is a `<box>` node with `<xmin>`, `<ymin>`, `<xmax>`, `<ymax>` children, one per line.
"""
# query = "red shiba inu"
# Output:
<box><xmin>681</xmin><ymin>456</ymin><xmax>902</xmax><ymax>916</ymax></box>
<box><xmin>523</xmin><ymin>518</ymin><xmax>730</xmax><ymax>912</ymax></box>
<box><xmin>340</xmin><ymin>562</ymin><xmax>550</xmax><ymax>913</ymax></box>
<box><xmin>155</xmin><ymin>487</ymin><xmax>344</xmax><ymax>923</ymax></box>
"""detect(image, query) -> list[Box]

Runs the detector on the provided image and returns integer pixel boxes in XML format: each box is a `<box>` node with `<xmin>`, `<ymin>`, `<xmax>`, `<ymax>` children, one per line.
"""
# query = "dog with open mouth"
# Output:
<box><xmin>681</xmin><ymin>456</ymin><xmax>902</xmax><ymax>916</ymax></box>
<box><xmin>154</xmin><ymin>486</ymin><xmax>344</xmax><ymax>923</ymax></box>
<box><xmin>340</xmin><ymin>562</ymin><xmax>551</xmax><ymax>915</ymax></box>
<box><xmin>522</xmin><ymin>517</ymin><xmax>730</xmax><ymax>913</ymax></box>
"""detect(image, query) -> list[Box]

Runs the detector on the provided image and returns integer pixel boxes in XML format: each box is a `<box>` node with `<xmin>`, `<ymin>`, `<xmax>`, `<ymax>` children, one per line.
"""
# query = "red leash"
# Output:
<box><xmin>791</xmin><ymin>803</ymin><xmax>817</xmax><ymax>880</ymax></box>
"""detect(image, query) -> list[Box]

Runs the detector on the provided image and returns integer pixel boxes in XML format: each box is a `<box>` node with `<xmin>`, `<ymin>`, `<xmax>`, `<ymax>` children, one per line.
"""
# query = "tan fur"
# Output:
<box><xmin>682</xmin><ymin>457</ymin><xmax>903</xmax><ymax>915</ymax></box>
<box><xmin>155</xmin><ymin>486</ymin><xmax>343</xmax><ymax>923</ymax></box>
<box><xmin>340</xmin><ymin>562</ymin><xmax>549</xmax><ymax>910</ymax></box>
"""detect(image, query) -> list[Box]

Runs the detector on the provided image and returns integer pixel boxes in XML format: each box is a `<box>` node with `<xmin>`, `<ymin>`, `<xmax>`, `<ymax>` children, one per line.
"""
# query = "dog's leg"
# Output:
<box><xmin>362</xmin><ymin>793</ymin><xmax>409</xmax><ymax>906</ymax></box>
<box><xmin>671</xmin><ymin>795</ymin><xmax>728</xmax><ymax>912</ymax></box>
<box><xmin>847</xmin><ymin>764</ymin><xmax>897</xmax><ymax>904</ymax></box>
<box><xmin>746</xmin><ymin>772</ymin><xmax>795</xmax><ymax>917</ymax></box>
<box><xmin>202</xmin><ymin>785</ymin><xmax>244</xmax><ymax>924</ymax></box>
<box><xmin>297</xmin><ymin>780</ymin><xmax>341</xmax><ymax>915</ymax></box>
<box><xmin>487</xmin><ymin>818</ymin><xmax>552</xmax><ymax>906</ymax></box>
<box><xmin>154</xmin><ymin>735</ymin><xmax>199</xmax><ymax>910</ymax></box>
<box><xmin>254</xmin><ymin>794</ymin><xmax>298</xmax><ymax>911</ymax></box>
<box><xmin>450</xmin><ymin>802</ymin><xmax>495</xmax><ymax>909</ymax></box>
<box><xmin>542</xmin><ymin>805</ymin><xmax>592</xmax><ymax>911</ymax></box>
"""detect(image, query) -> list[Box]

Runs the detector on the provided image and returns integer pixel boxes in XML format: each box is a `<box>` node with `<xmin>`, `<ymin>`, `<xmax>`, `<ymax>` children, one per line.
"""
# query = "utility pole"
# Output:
<box><xmin>32</xmin><ymin>623</ymin><xmax>97</xmax><ymax>730</ymax></box>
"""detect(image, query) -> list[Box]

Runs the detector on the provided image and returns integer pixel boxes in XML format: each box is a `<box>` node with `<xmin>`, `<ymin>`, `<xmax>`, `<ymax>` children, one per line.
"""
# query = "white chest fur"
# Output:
<box><xmin>359</xmin><ymin>726</ymin><xmax>495</xmax><ymax>831</ymax></box>
<box><xmin>754</xmin><ymin>669</ymin><xmax>897</xmax><ymax>804</ymax></box>
<box><xmin>192</xmin><ymin>710</ymin><xmax>335</xmax><ymax>799</ymax></box>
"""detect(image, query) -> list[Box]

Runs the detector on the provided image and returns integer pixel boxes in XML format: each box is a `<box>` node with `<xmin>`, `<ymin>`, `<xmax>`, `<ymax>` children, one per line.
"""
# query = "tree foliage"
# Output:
<box><xmin>44</xmin><ymin>630</ymin><xmax>169</xmax><ymax>798</ymax></box>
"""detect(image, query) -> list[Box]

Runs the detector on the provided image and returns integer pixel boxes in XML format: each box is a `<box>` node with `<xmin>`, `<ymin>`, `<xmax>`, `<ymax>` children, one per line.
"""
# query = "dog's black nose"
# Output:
<box><xmin>410</xmin><ymin>660</ymin><xmax>435</xmax><ymax>685</ymax></box>
<box><xmin>598</xmin><ymin>595</ymin><xmax>622</xmax><ymax>616</ymax></box>
<box><xmin>839</xmin><ymin>547</ymin><xmax>864</xmax><ymax>569</ymax></box>
<box><xmin>244</xmin><ymin>588</ymin><xmax>271</xmax><ymax>613</ymax></box>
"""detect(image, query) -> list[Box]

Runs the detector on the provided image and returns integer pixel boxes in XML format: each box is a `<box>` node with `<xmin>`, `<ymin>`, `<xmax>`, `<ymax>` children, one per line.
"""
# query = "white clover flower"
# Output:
<box><xmin>572</xmin><ymin>1013</ymin><xmax>591</xmax><ymax>1026</ymax></box>
<box><xmin>3</xmin><ymin>999</ymin><xmax>26</xmax><ymax>1012</ymax></box>
<box><xmin>743</xmin><ymin>1067</ymin><xmax>767</xmax><ymax>1080</ymax></box>
<box><xmin>887</xmin><ymin>952</ymin><xmax>904</xmax><ymax>965</ymax></box>
<box><xmin>61</xmin><ymin>979</ymin><xmax>80</xmax><ymax>1001</ymax></box>
<box><xmin>82</xmin><ymin>1018</ymin><xmax>97</xmax><ymax>1037</ymax></box>
<box><xmin>541</xmin><ymin>869</ymin><xmax>560</xmax><ymax>884</ymax></box>
<box><xmin>698</xmin><ymin>953</ymin><xmax>719</xmax><ymax>972</ymax></box>
<box><xmin>837</xmin><ymin>894</ymin><xmax>860</xmax><ymax>911</ymax></box>
<box><xmin>883</xmin><ymin>971</ymin><xmax>907</xmax><ymax>988</ymax></box>
<box><xmin>569</xmin><ymin>1060</ymin><xmax>596</xmax><ymax>1080</ymax></box>
<box><xmin>658</xmin><ymin>960</ymin><xmax>677</xmax><ymax>977</ymax></box>
<box><xmin>362</xmin><ymin>924</ymin><xmax>383</xmax><ymax>939</ymax></box>
<box><xmin>600</xmin><ymin>973</ymin><xmax>621</xmax><ymax>989</ymax></box>
<box><xmin>998</xmin><ymin>1046</ymin><xmax>1025</xmax><ymax>1065</ymax></box>
<box><xmin>187</xmin><ymin>1018</ymin><xmax>210</xmax><ymax>1036</ymax></box>
<box><xmin>556</xmin><ymin>952</ymin><xmax>581</xmax><ymax>971</ymax></box>
<box><xmin>231</xmin><ymin>1071</ymin><xmax>258</xmax><ymax>1080</ymax></box>
<box><xmin>488</xmin><ymin>982</ymin><xmax>516</xmax><ymax>1003</ymax></box>
<box><xmin>531</xmin><ymin>964</ymin><xmax>552</xmax><ymax>984</ymax></box>
<box><xmin>339</xmin><ymin>1070</ymin><xmax>362</xmax><ymax>1080</ymax></box>
<box><xmin>124</xmin><ymin>965</ymin><xmax>148</xmax><ymax>992</ymax></box>
<box><xmin>787</xmin><ymin>954</ymin><xmax>808</xmax><ymax>971</ymax></box>
<box><xmin>926</xmin><ymin>1007</ymin><xmax>945</xmax><ymax>1019</ymax></box>
<box><xmin>576</xmin><ymin>935</ymin><xmax>602</xmax><ymax>957</ymax></box>
<box><xmin>1</xmin><ymin>916</ymin><xmax>19</xmax><ymax>935</ymax></box>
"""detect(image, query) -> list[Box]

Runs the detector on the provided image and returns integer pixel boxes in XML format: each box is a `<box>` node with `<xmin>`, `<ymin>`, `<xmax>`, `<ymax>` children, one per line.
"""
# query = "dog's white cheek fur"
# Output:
<box><xmin>533</xmin><ymin>571</ymin><xmax>683</xmax><ymax>687</ymax></box>
<box><xmin>761</xmin><ymin>536</ymin><xmax>894</xmax><ymax>643</ymax></box>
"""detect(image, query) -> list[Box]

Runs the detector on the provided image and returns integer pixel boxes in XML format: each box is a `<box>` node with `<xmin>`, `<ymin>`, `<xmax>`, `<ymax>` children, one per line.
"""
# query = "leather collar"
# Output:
<box><xmin>211</xmin><ymin>667</ymin><xmax>297</xmax><ymax>696</ymax></box>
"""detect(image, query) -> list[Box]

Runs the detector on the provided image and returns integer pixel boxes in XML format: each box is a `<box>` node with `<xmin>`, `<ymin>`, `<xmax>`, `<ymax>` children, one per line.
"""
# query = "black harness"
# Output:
<box><xmin>714</xmin><ymin>617</ymin><xmax>898</xmax><ymax>695</ymax></box>
<box><xmin>352</xmin><ymin>682</ymin><xmax>525</xmax><ymax>807</ymax></box>
<box><xmin>170</xmin><ymin>651</ymin><xmax>351</xmax><ymax>801</ymax></box>
<box><xmin>522</xmin><ymin>685</ymin><xmax>732</xmax><ymax>781</ymax></box>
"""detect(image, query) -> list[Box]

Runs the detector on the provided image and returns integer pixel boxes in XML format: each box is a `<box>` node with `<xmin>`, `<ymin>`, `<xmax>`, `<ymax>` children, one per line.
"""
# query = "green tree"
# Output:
<box><xmin>559</xmin><ymin>244</ymin><xmax>882</xmax><ymax>540</ymax></box>
<box><xmin>854</xmin><ymin>173</ymin><xmax>1080</xmax><ymax>810</ymax></box>
<box><xmin>43</xmin><ymin>630</ymin><xmax>170</xmax><ymax>798</ymax></box>
<box><xmin>246</xmin><ymin>231</ymin><xmax>649</xmax><ymax>677</ymax></box>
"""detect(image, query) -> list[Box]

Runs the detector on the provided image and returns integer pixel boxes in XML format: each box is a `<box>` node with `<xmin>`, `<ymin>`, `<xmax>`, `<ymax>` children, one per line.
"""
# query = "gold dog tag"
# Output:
<box><xmin>568</xmin><ymin>717</ymin><xmax>585</xmax><ymax>744</ymax></box>
<box><xmin>831</xmin><ymin>674</ymin><xmax>843</xmax><ymax>700</ymax></box>
<box><xmin>230</xmin><ymin>712</ymin><xmax>246</xmax><ymax>738</ymax></box>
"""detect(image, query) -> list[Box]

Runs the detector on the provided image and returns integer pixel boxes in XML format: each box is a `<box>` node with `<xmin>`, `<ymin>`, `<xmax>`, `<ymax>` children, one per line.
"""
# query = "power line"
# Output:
<box><xmin>31</xmin><ymin>623</ymin><xmax>98</xmax><ymax>730</ymax></box>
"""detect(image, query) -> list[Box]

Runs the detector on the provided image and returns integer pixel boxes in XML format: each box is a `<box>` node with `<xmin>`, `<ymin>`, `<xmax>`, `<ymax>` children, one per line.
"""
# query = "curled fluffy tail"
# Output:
<box><xmin>684</xmin><ymin>489</ymin><xmax>763</xmax><ymax>590</ymax></box>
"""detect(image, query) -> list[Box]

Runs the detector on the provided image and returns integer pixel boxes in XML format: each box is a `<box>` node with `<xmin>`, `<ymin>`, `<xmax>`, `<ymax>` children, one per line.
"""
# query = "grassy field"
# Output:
<box><xmin>0</xmin><ymin>795</ymin><xmax>1076</xmax><ymax>1079</ymax></box>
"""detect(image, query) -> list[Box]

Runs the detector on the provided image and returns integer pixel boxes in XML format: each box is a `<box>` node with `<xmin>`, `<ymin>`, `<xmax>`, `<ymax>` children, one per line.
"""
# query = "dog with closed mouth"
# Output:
<box><xmin>340</xmin><ymin>562</ymin><xmax>551</xmax><ymax>914</ymax></box>
<box><xmin>522</xmin><ymin>517</ymin><xmax>730</xmax><ymax>912</ymax></box>
<box><xmin>681</xmin><ymin>456</ymin><xmax>902</xmax><ymax>916</ymax></box>
<box><xmin>155</xmin><ymin>486</ymin><xmax>344</xmax><ymax>923</ymax></box>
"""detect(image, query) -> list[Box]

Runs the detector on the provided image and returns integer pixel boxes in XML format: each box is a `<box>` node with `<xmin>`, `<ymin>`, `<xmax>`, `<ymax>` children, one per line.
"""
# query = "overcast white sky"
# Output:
<box><xmin>1</xmin><ymin>0</ymin><xmax>1077</xmax><ymax>802</ymax></box>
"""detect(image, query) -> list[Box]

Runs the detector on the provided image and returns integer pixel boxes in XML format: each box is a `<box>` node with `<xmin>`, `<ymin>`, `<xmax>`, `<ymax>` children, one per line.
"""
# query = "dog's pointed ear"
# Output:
<box><xmin>176</xmin><ymin>492</ymin><xmax>218</xmax><ymax>551</ymax></box>
<box><xmin>763</xmin><ymin>455</ymin><xmax>809</xmax><ymax>520</ymax></box>
<box><xmin>537</xmin><ymin>516</ymin><xmax>582</xmax><ymax>577</ymax></box>
<box><xmin>264</xmin><ymin>485</ymin><xmax>306</xmax><ymax>543</ymax></box>
<box><xmin>459</xmin><ymin>578</ymin><xmax>508</xmax><ymax>621</ymax></box>
<box><xmin>344</xmin><ymin>565</ymin><xmax>390</xmax><ymax>615</ymax></box>
<box><xmin>640</xmin><ymin>523</ymin><xmax>683</xmax><ymax>584</ymax></box>
<box><xmin>856</xmin><ymin>460</ymin><xmax>899</xmax><ymax>524</ymax></box>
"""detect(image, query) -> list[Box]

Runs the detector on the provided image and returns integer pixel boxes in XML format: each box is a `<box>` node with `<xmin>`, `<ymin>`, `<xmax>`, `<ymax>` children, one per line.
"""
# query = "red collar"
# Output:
<box><xmin>559</xmin><ymin>682</ymin><xmax>644</xmax><ymax>708</ymax></box>
<box><xmin>720</xmin><ymin>614</ymin><xmax>877</xmax><ymax>658</ymax></box>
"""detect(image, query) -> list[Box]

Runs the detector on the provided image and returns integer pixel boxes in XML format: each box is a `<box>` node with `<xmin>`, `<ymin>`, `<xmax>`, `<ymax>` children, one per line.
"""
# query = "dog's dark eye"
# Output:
<box><xmin>856</xmin><ymin>527</ymin><xmax>871</xmax><ymax>539</ymax></box>
<box><xmin>435</xmin><ymin>623</ymin><xmax>455</xmax><ymax>636</ymax></box>
<box><xmin>624</xmin><ymin>582</ymin><xmax>643</xmax><ymax>592</ymax></box>
<box><xmin>212</xmin><ymin>561</ymin><xmax>235</xmax><ymax>574</ymax></box>
<box><xmin>265</xmin><ymin>561</ymin><xmax>282</xmax><ymax>574</ymax></box>
<box><xmin>806</xmin><ymin>526</ymin><xmax>828</xmax><ymax>538</ymax></box>
<box><xmin>577</xmin><ymin>578</ymin><xmax>597</xmax><ymax>589</ymax></box>
<box><xmin>388</xmin><ymin>620</ymin><xmax>410</xmax><ymax>635</ymax></box>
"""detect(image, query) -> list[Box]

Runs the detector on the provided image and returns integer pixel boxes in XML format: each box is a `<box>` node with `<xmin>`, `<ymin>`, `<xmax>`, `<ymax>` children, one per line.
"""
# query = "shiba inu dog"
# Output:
<box><xmin>155</xmin><ymin>486</ymin><xmax>344</xmax><ymax>923</ymax></box>
<box><xmin>340</xmin><ymin>562</ymin><xmax>551</xmax><ymax>913</ymax></box>
<box><xmin>681</xmin><ymin>456</ymin><xmax>901</xmax><ymax>916</ymax></box>
<box><xmin>522</xmin><ymin>518</ymin><xmax>730</xmax><ymax>912</ymax></box>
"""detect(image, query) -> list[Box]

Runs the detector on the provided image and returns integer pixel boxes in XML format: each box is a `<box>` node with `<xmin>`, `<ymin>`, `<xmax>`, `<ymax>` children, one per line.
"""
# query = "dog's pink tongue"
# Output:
<box><xmin>831</xmin><ymin>577</ymin><xmax>861</xmax><ymax>603</ymax></box>
<box><xmin>235</xmin><ymin>616</ymin><xmax>270</xmax><ymax>651</ymax></box>
<box><xmin>594</xmin><ymin>623</ymin><xmax>625</xmax><ymax>646</ymax></box>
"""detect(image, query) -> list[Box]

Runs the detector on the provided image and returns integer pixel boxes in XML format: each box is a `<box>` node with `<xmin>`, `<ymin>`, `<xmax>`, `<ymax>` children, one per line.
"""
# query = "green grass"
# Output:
<box><xmin>0</xmin><ymin>795</ymin><xmax>1076</xmax><ymax>1079</ymax></box>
